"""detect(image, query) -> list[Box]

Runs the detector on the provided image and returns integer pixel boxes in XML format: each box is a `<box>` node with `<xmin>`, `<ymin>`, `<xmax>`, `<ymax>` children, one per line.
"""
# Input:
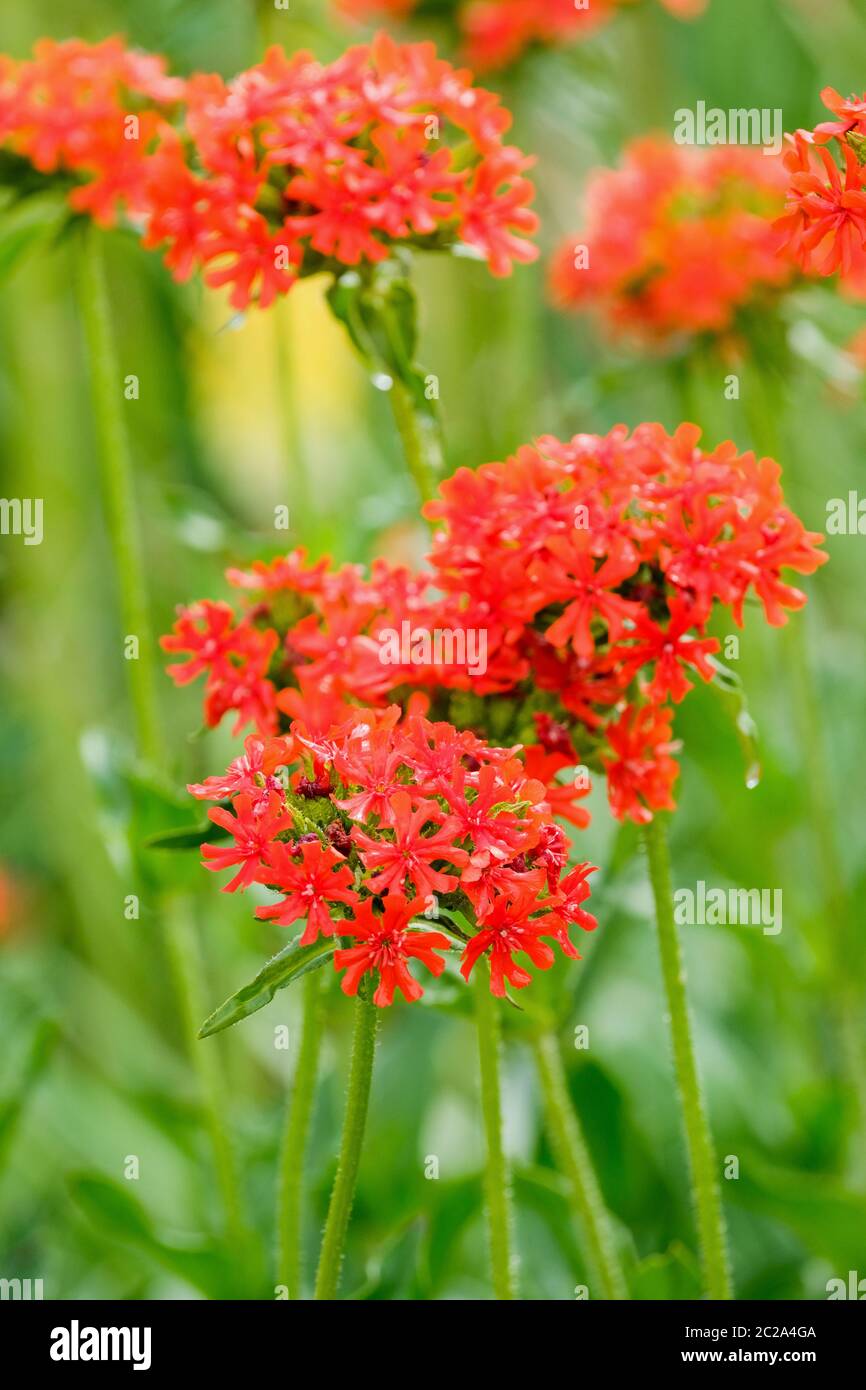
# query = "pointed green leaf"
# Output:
<box><xmin>0</xmin><ymin>192</ymin><xmax>69</xmax><ymax>284</ymax></box>
<box><xmin>198</xmin><ymin>936</ymin><xmax>335</xmax><ymax>1038</ymax></box>
<box><xmin>146</xmin><ymin>821</ymin><xmax>230</xmax><ymax>850</ymax></box>
<box><xmin>0</xmin><ymin>1019</ymin><xmax>59</xmax><ymax>1175</ymax></box>
<box><xmin>707</xmin><ymin>654</ymin><xmax>762</xmax><ymax>789</ymax></box>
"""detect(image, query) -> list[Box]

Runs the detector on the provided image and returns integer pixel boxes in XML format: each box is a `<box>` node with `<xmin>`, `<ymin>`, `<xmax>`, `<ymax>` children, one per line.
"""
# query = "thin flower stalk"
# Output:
<box><xmin>643</xmin><ymin>813</ymin><xmax>732</xmax><ymax>1300</ymax></box>
<box><xmin>277</xmin><ymin>969</ymin><xmax>324</xmax><ymax>1298</ymax></box>
<box><xmin>314</xmin><ymin>988</ymin><xmax>379</xmax><ymax>1299</ymax></box>
<box><xmin>474</xmin><ymin>961</ymin><xmax>517</xmax><ymax>1300</ymax></box>
<box><xmin>531</xmin><ymin>1030</ymin><xmax>628</xmax><ymax>1300</ymax></box>
<box><xmin>75</xmin><ymin>224</ymin><xmax>247</xmax><ymax>1256</ymax></box>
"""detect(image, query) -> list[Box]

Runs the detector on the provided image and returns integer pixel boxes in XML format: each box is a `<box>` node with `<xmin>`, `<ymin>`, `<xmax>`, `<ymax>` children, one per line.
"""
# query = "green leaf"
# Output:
<box><xmin>707</xmin><ymin>654</ymin><xmax>762</xmax><ymax>789</ymax></box>
<box><xmin>68</xmin><ymin>1173</ymin><xmax>240</xmax><ymax>1298</ymax></box>
<box><xmin>727</xmin><ymin>1154</ymin><xmax>866</xmax><ymax>1270</ymax></box>
<box><xmin>80</xmin><ymin>727</ymin><xmax>206</xmax><ymax>889</ymax></box>
<box><xmin>630</xmin><ymin>1242</ymin><xmax>702</xmax><ymax>1300</ymax></box>
<box><xmin>0</xmin><ymin>1019</ymin><xmax>59</xmax><ymax>1175</ymax></box>
<box><xmin>146</xmin><ymin>820</ymin><xmax>230</xmax><ymax>850</ymax></box>
<box><xmin>0</xmin><ymin>193</ymin><xmax>69</xmax><ymax>285</ymax></box>
<box><xmin>326</xmin><ymin>258</ymin><xmax>438</xmax><ymax>418</ymax></box>
<box><xmin>198</xmin><ymin>936</ymin><xmax>335</xmax><ymax>1038</ymax></box>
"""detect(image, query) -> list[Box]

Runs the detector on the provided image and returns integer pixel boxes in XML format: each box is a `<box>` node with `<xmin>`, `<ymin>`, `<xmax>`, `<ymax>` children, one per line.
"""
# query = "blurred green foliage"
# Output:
<box><xmin>1</xmin><ymin>0</ymin><xmax>865</xmax><ymax>1300</ymax></box>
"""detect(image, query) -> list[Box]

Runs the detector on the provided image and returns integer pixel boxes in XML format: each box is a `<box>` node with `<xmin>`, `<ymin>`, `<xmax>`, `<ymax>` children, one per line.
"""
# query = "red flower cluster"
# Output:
<box><xmin>192</xmin><ymin>710</ymin><xmax>597</xmax><ymax>1004</ymax></box>
<box><xmin>338</xmin><ymin>1</ymin><xmax>706</xmax><ymax>71</ymax></box>
<box><xmin>421</xmin><ymin>423</ymin><xmax>826</xmax><ymax>821</ymax></box>
<box><xmin>549</xmin><ymin>137</ymin><xmax>795</xmax><ymax>345</ymax></box>
<box><xmin>0</xmin><ymin>34</ymin><xmax>538</xmax><ymax>307</ymax></box>
<box><xmin>777</xmin><ymin>88</ymin><xmax>866</xmax><ymax>280</ymax></box>
<box><xmin>162</xmin><ymin>423</ymin><xmax>826</xmax><ymax>827</ymax></box>
<box><xmin>161</xmin><ymin>541</ymin><xmax>539</xmax><ymax>739</ymax></box>
<box><xmin>0</xmin><ymin>37</ymin><xmax>184</xmax><ymax>224</ymax></box>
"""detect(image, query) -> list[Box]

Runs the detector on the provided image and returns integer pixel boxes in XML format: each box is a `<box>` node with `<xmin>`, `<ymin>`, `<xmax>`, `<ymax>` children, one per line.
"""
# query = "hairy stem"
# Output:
<box><xmin>277</xmin><ymin>969</ymin><xmax>324</xmax><ymax>1298</ymax></box>
<box><xmin>532</xmin><ymin>1030</ymin><xmax>628</xmax><ymax>1300</ymax></box>
<box><xmin>274</xmin><ymin>295</ymin><xmax>311</xmax><ymax>521</ymax></box>
<box><xmin>314</xmin><ymin>989</ymin><xmax>379</xmax><ymax>1299</ymax></box>
<box><xmin>474</xmin><ymin>965</ymin><xmax>517</xmax><ymax>1300</ymax></box>
<box><xmin>642</xmin><ymin>814</ymin><xmax>732</xmax><ymax>1300</ymax></box>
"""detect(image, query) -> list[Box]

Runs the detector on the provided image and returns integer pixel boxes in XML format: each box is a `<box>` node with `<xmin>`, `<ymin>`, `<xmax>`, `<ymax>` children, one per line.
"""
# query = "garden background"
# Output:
<box><xmin>1</xmin><ymin>0</ymin><xmax>866</xmax><ymax>1300</ymax></box>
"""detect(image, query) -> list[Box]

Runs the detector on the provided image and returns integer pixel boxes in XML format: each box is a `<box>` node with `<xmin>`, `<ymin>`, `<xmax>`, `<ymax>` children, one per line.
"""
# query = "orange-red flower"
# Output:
<box><xmin>202</xmin><ymin>792</ymin><xmax>294</xmax><ymax>892</ymax></box>
<box><xmin>0</xmin><ymin>34</ymin><xmax>539</xmax><ymax>309</ymax></box>
<box><xmin>351</xmin><ymin>790</ymin><xmax>469</xmax><ymax>899</ymax></box>
<box><xmin>603</xmin><ymin>704</ymin><xmax>681</xmax><ymax>825</ymax></box>
<box><xmin>778</xmin><ymin>132</ymin><xmax>866</xmax><ymax>278</ymax></box>
<box><xmin>256</xmin><ymin>839</ymin><xmax>359</xmax><ymax>942</ymax></box>
<box><xmin>776</xmin><ymin>87</ymin><xmax>866</xmax><ymax>283</ymax></box>
<box><xmin>550</xmin><ymin>137</ymin><xmax>795</xmax><ymax>346</ymax></box>
<box><xmin>335</xmin><ymin>893</ymin><xmax>451</xmax><ymax>1005</ymax></box>
<box><xmin>181</xmin><ymin>706</ymin><xmax>595</xmax><ymax>1004</ymax></box>
<box><xmin>459</xmin><ymin>871</ymin><xmax>562</xmax><ymax>996</ymax></box>
<box><xmin>336</xmin><ymin>0</ymin><xmax>707</xmax><ymax>71</ymax></box>
<box><xmin>164</xmin><ymin>420</ymin><xmax>826</xmax><ymax>829</ymax></box>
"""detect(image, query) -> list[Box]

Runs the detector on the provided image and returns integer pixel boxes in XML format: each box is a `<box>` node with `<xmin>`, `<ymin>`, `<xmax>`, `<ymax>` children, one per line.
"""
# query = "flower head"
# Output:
<box><xmin>256</xmin><ymin>839</ymin><xmax>359</xmax><ymax>943</ymax></box>
<box><xmin>0</xmin><ymin>34</ymin><xmax>539</xmax><ymax>309</ymax></box>
<box><xmin>336</xmin><ymin>0</ymin><xmax>706</xmax><ymax>72</ymax></box>
<box><xmin>335</xmin><ymin>893</ymin><xmax>451</xmax><ymax>1005</ymax></box>
<box><xmin>550</xmin><ymin>137</ymin><xmax>795</xmax><ymax>347</ymax></box>
<box><xmin>182</xmin><ymin>703</ymin><xmax>595</xmax><ymax>1004</ymax></box>
<box><xmin>777</xmin><ymin>127</ymin><xmax>866</xmax><ymax>279</ymax></box>
<box><xmin>164</xmin><ymin>421</ymin><xmax>825</xmax><ymax>831</ymax></box>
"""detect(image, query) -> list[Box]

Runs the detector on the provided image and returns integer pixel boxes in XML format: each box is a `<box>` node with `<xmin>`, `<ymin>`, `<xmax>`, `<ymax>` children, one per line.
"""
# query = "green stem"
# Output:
<box><xmin>74</xmin><ymin>224</ymin><xmax>247</xmax><ymax>1257</ymax></box>
<box><xmin>277</xmin><ymin>970</ymin><xmax>324</xmax><ymax>1298</ymax></box>
<box><xmin>274</xmin><ymin>296</ymin><xmax>311</xmax><ymax>521</ymax></box>
<box><xmin>642</xmin><ymin>814</ymin><xmax>733</xmax><ymax>1300</ymax></box>
<box><xmin>474</xmin><ymin>965</ymin><xmax>517</xmax><ymax>1300</ymax></box>
<box><xmin>314</xmin><ymin>990</ymin><xmax>379</xmax><ymax>1299</ymax></box>
<box><xmin>388</xmin><ymin>378</ymin><xmax>442</xmax><ymax>506</ymax></box>
<box><xmin>532</xmin><ymin>1030</ymin><xmax>628</xmax><ymax>1300</ymax></box>
<box><xmin>74</xmin><ymin>225</ymin><xmax>163</xmax><ymax>767</ymax></box>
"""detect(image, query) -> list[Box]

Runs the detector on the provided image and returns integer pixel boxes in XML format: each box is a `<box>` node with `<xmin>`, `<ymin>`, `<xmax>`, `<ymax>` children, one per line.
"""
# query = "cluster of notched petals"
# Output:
<box><xmin>777</xmin><ymin>88</ymin><xmax>866</xmax><ymax>280</ymax></box>
<box><xmin>0</xmin><ymin>34</ymin><xmax>538</xmax><ymax>309</ymax></box>
<box><xmin>190</xmin><ymin>708</ymin><xmax>597</xmax><ymax>1004</ymax></box>
<box><xmin>549</xmin><ymin>137</ymin><xmax>796</xmax><ymax>345</ymax></box>
<box><xmin>338</xmin><ymin>1</ymin><xmax>706</xmax><ymax>72</ymax></box>
<box><xmin>162</xmin><ymin>422</ymin><xmax>827</xmax><ymax>827</ymax></box>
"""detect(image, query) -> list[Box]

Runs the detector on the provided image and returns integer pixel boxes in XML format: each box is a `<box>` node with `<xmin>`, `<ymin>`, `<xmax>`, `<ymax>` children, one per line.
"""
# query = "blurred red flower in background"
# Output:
<box><xmin>549</xmin><ymin>136</ymin><xmax>795</xmax><ymax>346</ymax></box>
<box><xmin>337</xmin><ymin>0</ymin><xmax>707</xmax><ymax>71</ymax></box>
<box><xmin>0</xmin><ymin>34</ymin><xmax>538</xmax><ymax>308</ymax></box>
